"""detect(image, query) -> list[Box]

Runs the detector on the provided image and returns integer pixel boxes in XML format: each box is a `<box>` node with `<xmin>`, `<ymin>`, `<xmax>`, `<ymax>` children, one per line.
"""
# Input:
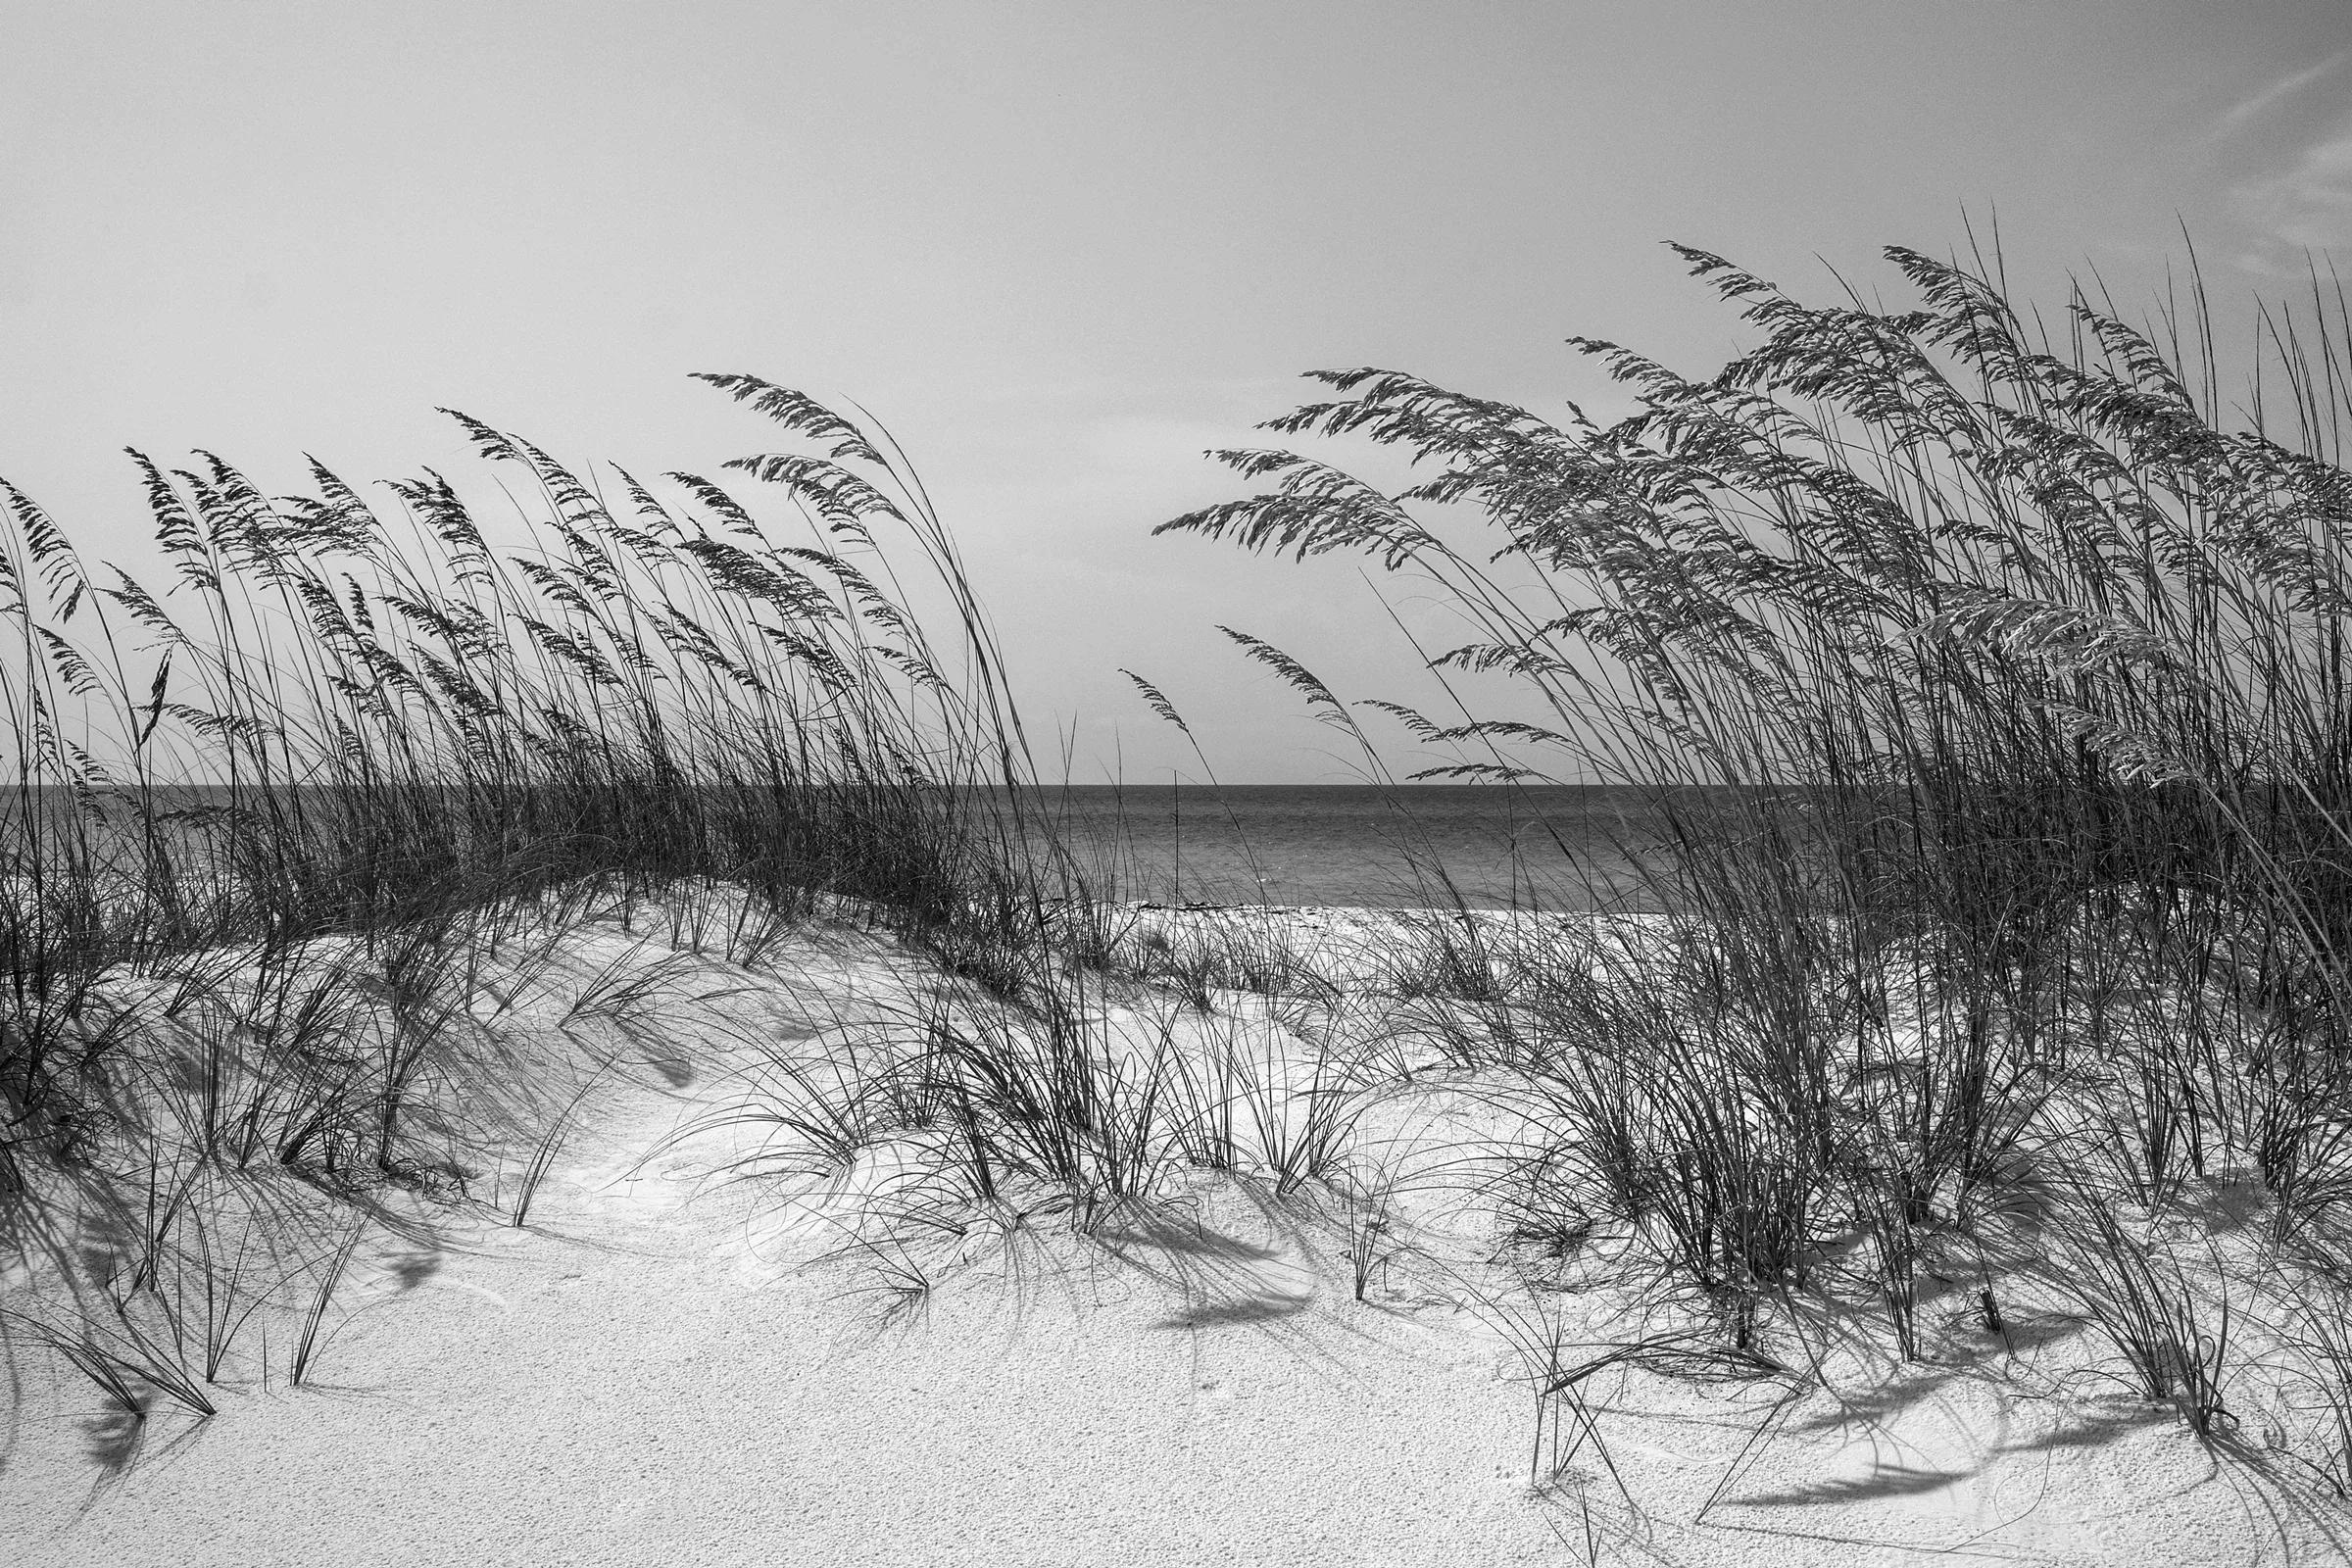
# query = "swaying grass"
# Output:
<box><xmin>0</xmin><ymin>373</ymin><xmax>1089</xmax><ymax>1411</ymax></box>
<box><xmin>1159</xmin><ymin>235</ymin><xmax>2352</xmax><ymax>1477</ymax></box>
<box><xmin>2045</xmin><ymin>1195</ymin><xmax>2236</xmax><ymax>1436</ymax></box>
<box><xmin>690</xmin><ymin>931</ymin><xmax>1395</xmax><ymax>1287</ymax></box>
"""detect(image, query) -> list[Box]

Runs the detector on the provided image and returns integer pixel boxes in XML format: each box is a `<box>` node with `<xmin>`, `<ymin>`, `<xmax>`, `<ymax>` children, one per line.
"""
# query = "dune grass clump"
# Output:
<box><xmin>701</xmin><ymin>922</ymin><xmax>1396</xmax><ymax>1282</ymax></box>
<box><xmin>0</xmin><ymin>374</ymin><xmax>1095</xmax><ymax>1408</ymax></box>
<box><xmin>1159</xmin><ymin>239</ymin><xmax>2352</xmax><ymax>1466</ymax></box>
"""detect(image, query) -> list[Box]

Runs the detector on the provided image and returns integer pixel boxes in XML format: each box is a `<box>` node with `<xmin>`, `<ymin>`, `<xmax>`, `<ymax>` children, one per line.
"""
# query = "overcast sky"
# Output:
<box><xmin>5</xmin><ymin>1</ymin><xmax>2350</xmax><ymax>782</ymax></box>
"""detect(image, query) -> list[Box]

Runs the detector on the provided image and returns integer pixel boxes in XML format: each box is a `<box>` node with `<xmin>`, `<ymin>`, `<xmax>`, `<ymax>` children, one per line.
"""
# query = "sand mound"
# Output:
<box><xmin>3</xmin><ymin>912</ymin><xmax>2344</xmax><ymax>1566</ymax></box>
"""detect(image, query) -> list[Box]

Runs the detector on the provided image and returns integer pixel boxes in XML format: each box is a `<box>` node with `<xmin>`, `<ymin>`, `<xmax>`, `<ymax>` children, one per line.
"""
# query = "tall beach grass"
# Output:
<box><xmin>0</xmin><ymin>373</ymin><xmax>1101</xmax><ymax>1412</ymax></box>
<box><xmin>1160</xmin><ymin>238</ymin><xmax>2352</xmax><ymax>1468</ymax></box>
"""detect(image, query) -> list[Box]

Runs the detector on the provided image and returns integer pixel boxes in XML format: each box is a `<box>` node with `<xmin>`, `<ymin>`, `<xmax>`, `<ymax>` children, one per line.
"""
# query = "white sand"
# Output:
<box><xmin>3</xmin><ymin>910</ymin><xmax>2346</xmax><ymax>1566</ymax></box>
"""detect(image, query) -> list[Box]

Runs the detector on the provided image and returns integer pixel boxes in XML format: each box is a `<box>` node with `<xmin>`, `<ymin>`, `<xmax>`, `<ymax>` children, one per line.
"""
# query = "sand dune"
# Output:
<box><xmin>4</xmin><ymin>911</ymin><xmax>2345</xmax><ymax>1567</ymax></box>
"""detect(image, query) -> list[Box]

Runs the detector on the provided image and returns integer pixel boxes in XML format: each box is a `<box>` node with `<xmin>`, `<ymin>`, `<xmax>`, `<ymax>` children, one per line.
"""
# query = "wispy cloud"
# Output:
<box><xmin>2234</xmin><ymin>108</ymin><xmax>2352</xmax><ymax>267</ymax></box>
<box><xmin>2214</xmin><ymin>53</ymin><xmax>2346</xmax><ymax>140</ymax></box>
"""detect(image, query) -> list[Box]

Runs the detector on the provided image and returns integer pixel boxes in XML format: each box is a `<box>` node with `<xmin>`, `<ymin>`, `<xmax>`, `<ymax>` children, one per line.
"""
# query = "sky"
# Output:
<box><xmin>4</xmin><ymin>0</ymin><xmax>2351</xmax><ymax>782</ymax></box>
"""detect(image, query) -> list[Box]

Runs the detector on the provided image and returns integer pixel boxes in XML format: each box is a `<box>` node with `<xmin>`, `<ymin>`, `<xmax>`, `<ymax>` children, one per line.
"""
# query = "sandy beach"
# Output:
<box><xmin>5</xmin><ymin>905</ymin><xmax>2343</xmax><ymax>1567</ymax></box>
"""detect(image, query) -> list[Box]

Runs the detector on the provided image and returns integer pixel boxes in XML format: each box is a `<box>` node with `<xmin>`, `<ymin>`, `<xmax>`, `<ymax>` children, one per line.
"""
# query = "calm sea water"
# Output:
<box><xmin>1034</xmin><ymin>785</ymin><xmax>1677</xmax><ymax>911</ymax></box>
<box><xmin>8</xmin><ymin>782</ymin><xmax>1689</xmax><ymax>913</ymax></box>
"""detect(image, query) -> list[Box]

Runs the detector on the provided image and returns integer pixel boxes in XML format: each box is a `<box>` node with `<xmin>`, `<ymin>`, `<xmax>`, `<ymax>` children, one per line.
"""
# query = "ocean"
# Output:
<box><xmin>5</xmin><ymin>781</ymin><xmax>1690</xmax><ymax>913</ymax></box>
<box><xmin>1034</xmin><ymin>784</ymin><xmax>1678</xmax><ymax>911</ymax></box>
